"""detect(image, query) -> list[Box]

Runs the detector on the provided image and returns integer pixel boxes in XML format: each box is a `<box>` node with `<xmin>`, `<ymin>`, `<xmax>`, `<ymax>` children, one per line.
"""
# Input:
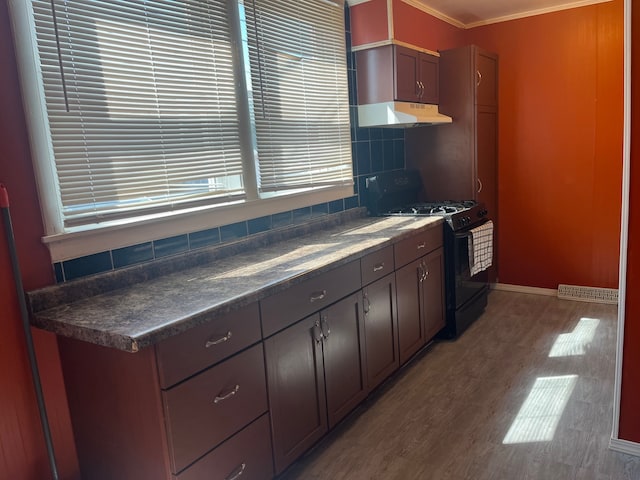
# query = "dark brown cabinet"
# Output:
<box><xmin>54</xmin><ymin>223</ymin><xmax>446</xmax><ymax>480</ymax></box>
<box><xmin>394</xmin><ymin>226</ymin><xmax>445</xmax><ymax>365</ymax></box>
<box><xmin>57</xmin><ymin>303</ymin><xmax>271</xmax><ymax>480</ymax></box>
<box><xmin>406</xmin><ymin>45</ymin><xmax>498</xmax><ymax>280</ymax></box>
<box><xmin>322</xmin><ymin>293</ymin><xmax>368</xmax><ymax>428</ymax></box>
<box><xmin>394</xmin><ymin>45</ymin><xmax>439</xmax><ymax>104</ymax></box>
<box><xmin>264</xmin><ymin>290</ymin><xmax>366</xmax><ymax>474</ymax></box>
<box><xmin>360</xmin><ymin>246</ymin><xmax>398</xmax><ymax>390</ymax></box>
<box><xmin>362</xmin><ymin>273</ymin><xmax>399</xmax><ymax>390</ymax></box>
<box><xmin>421</xmin><ymin>248</ymin><xmax>446</xmax><ymax>341</ymax></box>
<box><xmin>356</xmin><ymin>44</ymin><xmax>439</xmax><ymax>105</ymax></box>
<box><xmin>395</xmin><ymin>258</ymin><xmax>425</xmax><ymax>364</ymax></box>
<box><xmin>264</xmin><ymin>315</ymin><xmax>327</xmax><ymax>475</ymax></box>
<box><xmin>395</xmin><ymin>248</ymin><xmax>445</xmax><ymax>365</ymax></box>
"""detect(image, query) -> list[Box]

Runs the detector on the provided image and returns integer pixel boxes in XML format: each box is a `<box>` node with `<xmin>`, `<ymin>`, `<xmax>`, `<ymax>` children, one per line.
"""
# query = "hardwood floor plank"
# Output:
<box><xmin>280</xmin><ymin>291</ymin><xmax>640</xmax><ymax>480</ymax></box>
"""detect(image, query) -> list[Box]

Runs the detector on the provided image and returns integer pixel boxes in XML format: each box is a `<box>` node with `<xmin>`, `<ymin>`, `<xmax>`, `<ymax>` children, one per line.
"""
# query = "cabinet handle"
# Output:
<box><xmin>419</xmin><ymin>81</ymin><xmax>425</xmax><ymax>98</ymax></box>
<box><xmin>477</xmin><ymin>70</ymin><xmax>482</xmax><ymax>87</ymax></box>
<box><xmin>309</xmin><ymin>290</ymin><xmax>327</xmax><ymax>303</ymax></box>
<box><xmin>213</xmin><ymin>384</ymin><xmax>240</xmax><ymax>404</ymax></box>
<box><xmin>225</xmin><ymin>462</ymin><xmax>246</xmax><ymax>480</ymax></box>
<box><xmin>417</xmin><ymin>242</ymin><xmax>426</xmax><ymax>250</ymax></box>
<box><xmin>204</xmin><ymin>331</ymin><xmax>233</xmax><ymax>348</ymax></box>
<box><xmin>313</xmin><ymin>320</ymin><xmax>323</xmax><ymax>343</ymax></box>
<box><xmin>320</xmin><ymin>316</ymin><xmax>331</xmax><ymax>338</ymax></box>
<box><xmin>477</xmin><ymin>177</ymin><xmax>483</xmax><ymax>193</ymax></box>
<box><xmin>415</xmin><ymin>80</ymin><xmax>421</xmax><ymax>97</ymax></box>
<box><xmin>373</xmin><ymin>262</ymin><xmax>385</xmax><ymax>272</ymax></box>
<box><xmin>363</xmin><ymin>292</ymin><xmax>370</xmax><ymax>314</ymax></box>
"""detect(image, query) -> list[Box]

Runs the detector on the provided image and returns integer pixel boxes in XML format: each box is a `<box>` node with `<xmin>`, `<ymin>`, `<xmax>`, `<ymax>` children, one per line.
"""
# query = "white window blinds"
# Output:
<box><xmin>22</xmin><ymin>0</ymin><xmax>353</xmax><ymax>235</ymax></box>
<box><xmin>32</xmin><ymin>0</ymin><xmax>245</xmax><ymax>227</ymax></box>
<box><xmin>245</xmin><ymin>0</ymin><xmax>353</xmax><ymax>193</ymax></box>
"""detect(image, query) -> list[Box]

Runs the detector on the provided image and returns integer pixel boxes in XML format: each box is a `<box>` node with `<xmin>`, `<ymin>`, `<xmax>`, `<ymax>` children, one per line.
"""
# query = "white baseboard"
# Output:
<box><xmin>492</xmin><ymin>283</ymin><xmax>619</xmax><ymax>305</ymax></box>
<box><xmin>610</xmin><ymin>437</ymin><xmax>640</xmax><ymax>457</ymax></box>
<box><xmin>492</xmin><ymin>283</ymin><xmax>557</xmax><ymax>296</ymax></box>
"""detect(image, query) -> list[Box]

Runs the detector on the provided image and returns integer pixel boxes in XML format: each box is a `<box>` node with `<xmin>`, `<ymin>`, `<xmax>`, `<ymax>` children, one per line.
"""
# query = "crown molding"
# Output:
<box><xmin>400</xmin><ymin>0</ymin><xmax>465</xmax><ymax>28</ymax></box>
<box><xmin>399</xmin><ymin>0</ymin><xmax>613</xmax><ymax>29</ymax></box>
<box><xmin>465</xmin><ymin>0</ymin><xmax>614</xmax><ymax>29</ymax></box>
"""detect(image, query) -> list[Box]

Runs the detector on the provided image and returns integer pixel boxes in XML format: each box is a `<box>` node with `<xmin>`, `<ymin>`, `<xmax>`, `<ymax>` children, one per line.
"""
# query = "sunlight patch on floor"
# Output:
<box><xmin>503</xmin><ymin>375</ymin><xmax>578</xmax><ymax>444</ymax></box>
<box><xmin>548</xmin><ymin>317</ymin><xmax>600</xmax><ymax>357</ymax></box>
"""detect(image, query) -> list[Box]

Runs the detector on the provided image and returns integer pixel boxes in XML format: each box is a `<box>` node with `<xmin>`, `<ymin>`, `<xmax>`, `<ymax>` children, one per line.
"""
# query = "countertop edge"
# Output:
<box><xmin>28</xmin><ymin>215</ymin><xmax>443</xmax><ymax>352</ymax></box>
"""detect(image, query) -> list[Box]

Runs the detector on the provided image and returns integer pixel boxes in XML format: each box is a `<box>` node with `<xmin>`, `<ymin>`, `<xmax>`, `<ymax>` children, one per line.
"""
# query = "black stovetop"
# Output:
<box><xmin>366</xmin><ymin>171</ymin><xmax>488</xmax><ymax>231</ymax></box>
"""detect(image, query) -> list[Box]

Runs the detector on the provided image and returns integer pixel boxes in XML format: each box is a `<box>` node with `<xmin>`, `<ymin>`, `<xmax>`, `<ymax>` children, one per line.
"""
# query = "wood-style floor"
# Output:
<box><xmin>280</xmin><ymin>290</ymin><xmax>640</xmax><ymax>480</ymax></box>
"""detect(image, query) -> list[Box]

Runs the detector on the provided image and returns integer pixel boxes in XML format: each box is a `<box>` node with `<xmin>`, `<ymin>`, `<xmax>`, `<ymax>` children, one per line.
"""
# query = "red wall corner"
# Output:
<box><xmin>0</xmin><ymin>0</ymin><xmax>80</xmax><ymax>477</ymax></box>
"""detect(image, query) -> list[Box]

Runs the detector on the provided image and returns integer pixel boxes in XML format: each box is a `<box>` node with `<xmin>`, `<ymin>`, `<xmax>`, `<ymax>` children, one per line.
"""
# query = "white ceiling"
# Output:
<box><xmin>411</xmin><ymin>0</ymin><xmax>614</xmax><ymax>28</ymax></box>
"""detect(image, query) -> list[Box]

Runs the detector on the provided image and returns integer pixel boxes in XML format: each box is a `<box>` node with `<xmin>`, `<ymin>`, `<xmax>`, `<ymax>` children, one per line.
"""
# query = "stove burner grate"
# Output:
<box><xmin>386</xmin><ymin>200</ymin><xmax>477</xmax><ymax>216</ymax></box>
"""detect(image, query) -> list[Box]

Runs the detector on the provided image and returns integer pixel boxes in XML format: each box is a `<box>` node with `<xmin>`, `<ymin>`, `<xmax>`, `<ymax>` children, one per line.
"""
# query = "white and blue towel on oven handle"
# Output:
<box><xmin>468</xmin><ymin>220</ymin><xmax>494</xmax><ymax>276</ymax></box>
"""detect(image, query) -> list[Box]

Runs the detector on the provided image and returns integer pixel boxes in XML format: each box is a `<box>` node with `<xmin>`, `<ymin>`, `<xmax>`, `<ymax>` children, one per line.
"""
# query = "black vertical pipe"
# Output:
<box><xmin>0</xmin><ymin>184</ymin><xmax>59</xmax><ymax>480</ymax></box>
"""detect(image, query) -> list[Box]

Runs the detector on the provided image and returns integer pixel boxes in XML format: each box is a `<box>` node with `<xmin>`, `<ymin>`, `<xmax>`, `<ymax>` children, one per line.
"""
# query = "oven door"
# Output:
<box><xmin>453</xmin><ymin>223</ymin><xmax>490</xmax><ymax>309</ymax></box>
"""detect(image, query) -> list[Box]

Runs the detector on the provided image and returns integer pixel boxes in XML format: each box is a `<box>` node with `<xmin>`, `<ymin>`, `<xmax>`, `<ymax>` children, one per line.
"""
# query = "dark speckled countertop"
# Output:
<box><xmin>27</xmin><ymin>212</ymin><xmax>442</xmax><ymax>353</ymax></box>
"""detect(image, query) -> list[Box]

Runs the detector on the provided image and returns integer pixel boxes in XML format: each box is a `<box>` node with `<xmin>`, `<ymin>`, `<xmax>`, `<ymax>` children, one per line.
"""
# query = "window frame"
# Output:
<box><xmin>8</xmin><ymin>0</ymin><xmax>353</xmax><ymax>262</ymax></box>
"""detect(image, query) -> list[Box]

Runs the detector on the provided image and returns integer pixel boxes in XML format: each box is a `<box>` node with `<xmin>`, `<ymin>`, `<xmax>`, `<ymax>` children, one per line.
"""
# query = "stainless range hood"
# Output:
<box><xmin>357</xmin><ymin>101</ymin><xmax>452</xmax><ymax>128</ymax></box>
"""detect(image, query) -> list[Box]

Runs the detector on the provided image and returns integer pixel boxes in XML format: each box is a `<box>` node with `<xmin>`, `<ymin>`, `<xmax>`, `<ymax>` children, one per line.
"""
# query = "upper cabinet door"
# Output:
<box><xmin>394</xmin><ymin>46</ymin><xmax>421</xmax><ymax>102</ymax></box>
<box><xmin>356</xmin><ymin>44</ymin><xmax>440</xmax><ymax>105</ymax></box>
<box><xmin>476</xmin><ymin>50</ymin><xmax>498</xmax><ymax>107</ymax></box>
<box><xmin>419</xmin><ymin>54</ymin><xmax>439</xmax><ymax>104</ymax></box>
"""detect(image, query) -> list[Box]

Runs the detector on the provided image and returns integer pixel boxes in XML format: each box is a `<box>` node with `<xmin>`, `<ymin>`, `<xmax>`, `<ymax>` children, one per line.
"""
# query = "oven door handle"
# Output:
<box><xmin>454</xmin><ymin>220</ymin><xmax>489</xmax><ymax>239</ymax></box>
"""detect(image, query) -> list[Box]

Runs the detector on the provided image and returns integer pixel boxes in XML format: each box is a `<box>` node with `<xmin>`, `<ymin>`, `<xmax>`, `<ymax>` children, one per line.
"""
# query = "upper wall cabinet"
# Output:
<box><xmin>356</xmin><ymin>44</ymin><xmax>439</xmax><ymax>105</ymax></box>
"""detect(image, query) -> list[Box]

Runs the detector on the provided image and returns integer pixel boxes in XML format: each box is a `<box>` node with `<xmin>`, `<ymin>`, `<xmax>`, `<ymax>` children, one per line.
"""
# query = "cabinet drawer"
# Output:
<box><xmin>394</xmin><ymin>225</ymin><xmax>443</xmax><ymax>268</ymax></box>
<box><xmin>163</xmin><ymin>344</ymin><xmax>268</xmax><ymax>473</ymax></box>
<box><xmin>174</xmin><ymin>414</ymin><xmax>273</xmax><ymax>480</ymax></box>
<box><xmin>261</xmin><ymin>261</ymin><xmax>361</xmax><ymax>337</ymax></box>
<box><xmin>156</xmin><ymin>303</ymin><xmax>261</xmax><ymax>389</ymax></box>
<box><xmin>361</xmin><ymin>246</ymin><xmax>394</xmax><ymax>286</ymax></box>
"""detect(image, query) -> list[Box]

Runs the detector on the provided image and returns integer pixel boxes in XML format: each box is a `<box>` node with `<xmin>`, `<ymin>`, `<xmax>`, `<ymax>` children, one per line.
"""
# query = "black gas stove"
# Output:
<box><xmin>366</xmin><ymin>171</ymin><xmax>489</xmax><ymax>230</ymax></box>
<box><xmin>366</xmin><ymin>170</ymin><xmax>492</xmax><ymax>339</ymax></box>
<box><xmin>386</xmin><ymin>200</ymin><xmax>489</xmax><ymax>231</ymax></box>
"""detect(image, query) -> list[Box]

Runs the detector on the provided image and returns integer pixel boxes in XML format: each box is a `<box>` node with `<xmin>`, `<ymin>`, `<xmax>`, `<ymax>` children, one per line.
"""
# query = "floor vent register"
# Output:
<box><xmin>557</xmin><ymin>284</ymin><xmax>618</xmax><ymax>305</ymax></box>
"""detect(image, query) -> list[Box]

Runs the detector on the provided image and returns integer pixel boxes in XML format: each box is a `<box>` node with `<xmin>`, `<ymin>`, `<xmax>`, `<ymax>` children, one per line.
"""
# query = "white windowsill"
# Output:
<box><xmin>44</xmin><ymin>185</ymin><xmax>355</xmax><ymax>262</ymax></box>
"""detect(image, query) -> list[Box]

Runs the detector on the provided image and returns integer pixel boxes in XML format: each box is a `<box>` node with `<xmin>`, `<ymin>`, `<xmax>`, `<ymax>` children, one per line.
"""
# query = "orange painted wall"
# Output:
<box><xmin>393</xmin><ymin>1</ymin><xmax>623</xmax><ymax>289</ymax></box>
<box><xmin>392</xmin><ymin>0</ymin><xmax>463</xmax><ymax>51</ymax></box>
<box><xmin>619</xmin><ymin>0</ymin><xmax>640</xmax><ymax>443</ymax></box>
<box><xmin>0</xmin><ymin>0</ymin><xmax>80</xmax><ymax>478</ymax></box>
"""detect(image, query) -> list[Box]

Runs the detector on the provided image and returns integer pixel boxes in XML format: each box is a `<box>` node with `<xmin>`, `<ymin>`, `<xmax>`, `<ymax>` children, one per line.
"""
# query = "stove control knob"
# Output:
<box><xmin>478</xmin><ymin>209</ymin><xmax>488</xmax><ymax>217</ymax></box>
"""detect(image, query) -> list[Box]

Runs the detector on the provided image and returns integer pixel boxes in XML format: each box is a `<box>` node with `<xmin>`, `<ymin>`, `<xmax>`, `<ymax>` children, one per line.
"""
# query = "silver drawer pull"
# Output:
<box><xmin>373</xmin><ymin>262</ymin><xmax>385</xmax><ymax>272</ymax></box>
<box><xmin>417</xmin><ymin>242</ymin><xmax>427</xmax><ymax>250</ymax></box>
<box><xmin>225</xmin><ymin>462</ymin><xmax>246</xmax><ymax>480</ymax></box>
<box><xmin>213</xmin><ymin>384</ymin><xmax>240</xmax><ymax>404</ymax></box>
<box><xmin>309</xmin><ymin>290</ymin><xmax>327</xmax><ymax>303</ymax></box>
<box><xmin>205</xmin><ymin>331</ymin><xmax>233</xmax><ymax>348</ymax></box>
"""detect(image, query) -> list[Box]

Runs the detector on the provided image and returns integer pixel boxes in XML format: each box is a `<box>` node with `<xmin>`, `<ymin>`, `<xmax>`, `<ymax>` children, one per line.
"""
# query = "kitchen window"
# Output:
<box><xmin>9</xmin><ymin>0</ymin><xmax>352</xmax><ymax>260</ymax></box>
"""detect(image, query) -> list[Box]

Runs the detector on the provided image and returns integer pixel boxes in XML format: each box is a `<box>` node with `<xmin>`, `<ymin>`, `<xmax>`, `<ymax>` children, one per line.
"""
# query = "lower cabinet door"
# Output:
<box><xmin>395</xmin><ymin>258</ymin><xmax>426</xmax><ymax>365</ymax></box>
<box><xmin>422</xmin><ymin>247</ymin><xmax>446</xmax><ymax>341</ymax></box>
<box><xmin>264</xmin><ymin>315</ymin><xmax>327</xmax><ymax>475</ymax></box>
<box><xmin>174</xmin><ymin>414</ymin><xmax>273</xmax><ymax>480</ymax></box>
<box><xmin>362</xmin><ymin>274</ymin><xmax>399</xmax><ymax>390</ymax></box>
<box><xmin>321</xmin><ymin>292</ymin><xmax>367</xmax><ymax>429</ymax></box>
